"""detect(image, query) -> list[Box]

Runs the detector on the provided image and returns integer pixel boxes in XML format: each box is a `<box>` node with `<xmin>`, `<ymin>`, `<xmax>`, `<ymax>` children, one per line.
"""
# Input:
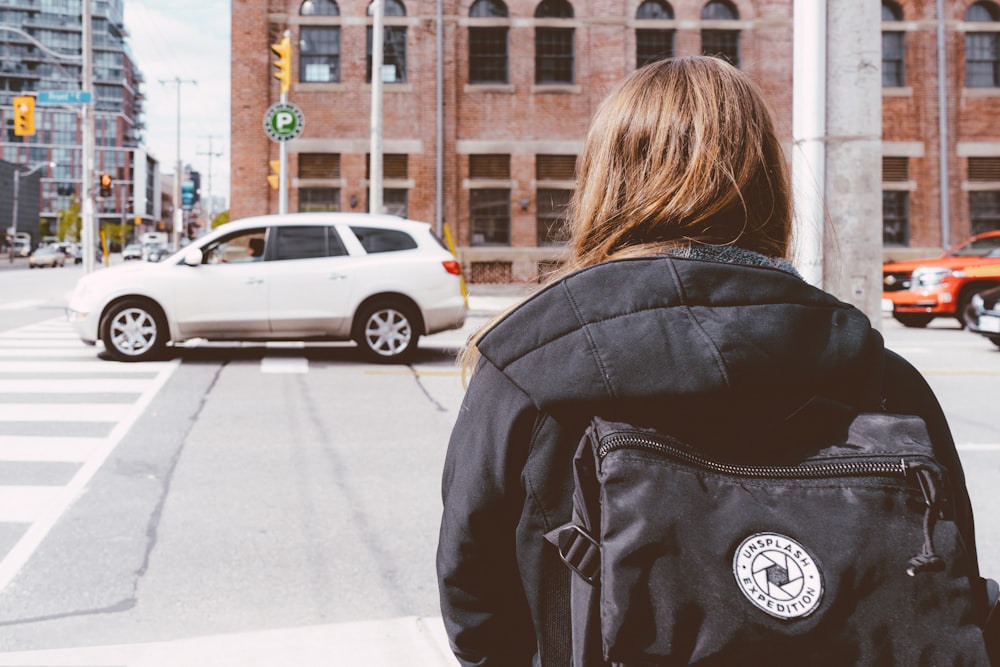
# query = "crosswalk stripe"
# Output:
<box><xmin>0</xmin><ymin>438</ymin><xmax>104</xmax><ymax>462</ymax></box>
<box><xmin>0</xmin><ymin>487</ymin><xmax>67</xmax><ymax>523</ymax></box>
<box><xmin>0</xmin><ymin>404</ymin><xmax>133</xmax><ymax>421</ymax></box>
<box><xmin>0</xmin><ymin>360</ymin><xmax>171</xmax><ymax>372</ymax></box>
<box><xmin>0</xmin><ymin>300</ymin><xmax>46</xmax><ymax>311</ymax></box>
<box><xmin>0</xmin><ymin>379</ymin><xmax>151</xmax><ymax>392</ymax></box>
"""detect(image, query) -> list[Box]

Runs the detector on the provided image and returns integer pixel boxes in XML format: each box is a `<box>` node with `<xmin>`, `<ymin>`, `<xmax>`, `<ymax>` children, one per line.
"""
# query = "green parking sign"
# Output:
<box><xmin>263</xmin><ymin>103</ymin><xmax>304</xmax><ymax>142</ymax></box>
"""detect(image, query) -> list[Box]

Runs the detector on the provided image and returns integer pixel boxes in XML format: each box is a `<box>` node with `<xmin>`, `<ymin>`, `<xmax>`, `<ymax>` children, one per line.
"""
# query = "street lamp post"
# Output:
<box><xmin>8</xmin><ymin>161</ymin><xmax>54</xmax><ymax>262</ymax></box>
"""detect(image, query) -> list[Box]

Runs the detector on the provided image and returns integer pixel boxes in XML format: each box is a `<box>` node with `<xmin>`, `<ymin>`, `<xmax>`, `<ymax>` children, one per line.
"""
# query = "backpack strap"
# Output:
<box><xmin>986</xmin><ymin>578</ymin><xmax>999</xmax><ymax>663</ymax></box>
<box><xmin>540</xmin><ymin>539</ymin><xmax>573</xmax><ymax>666</ymax></box>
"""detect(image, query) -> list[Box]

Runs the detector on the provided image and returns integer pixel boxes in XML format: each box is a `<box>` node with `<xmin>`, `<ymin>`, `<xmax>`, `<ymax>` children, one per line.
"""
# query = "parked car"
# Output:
<box><xmin>66</xmin><ymin>213</ymin><xmax>468</xmax><ymax>363</ymax></box>
<box><xmin>882</xmin><ymin>230</ymin><xmax>1000</xmax><ymax>327</ymax></box>
<box><xmin>963</xmin><ymin>284</ymin><xmax>1000</xmax><ymax>348</ymax></box>
<box><xmin>121</xmin><ymin>244</ymin><xmax>143</xmax><ymax>261</ymax></box>
<box><xmin>28</xmin><ymin>245</ymin><xmax>67</xmax><ymax>268</ymax></box>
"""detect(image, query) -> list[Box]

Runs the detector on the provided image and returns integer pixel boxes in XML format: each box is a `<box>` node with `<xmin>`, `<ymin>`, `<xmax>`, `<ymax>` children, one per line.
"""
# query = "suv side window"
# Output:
<box><xmin>273</xmin><ymin>225</ymin><xmax>347</xmax><ymax>260</ymax></box>
<box><xmin>350</xmin><ymin>226</ymin><xmax>417</xmax><ymax>253</ymax></box>
<box><xmin>202</xmin><ymin>228</ymin><xmax>268</xmax><ymax>264</ymax></box>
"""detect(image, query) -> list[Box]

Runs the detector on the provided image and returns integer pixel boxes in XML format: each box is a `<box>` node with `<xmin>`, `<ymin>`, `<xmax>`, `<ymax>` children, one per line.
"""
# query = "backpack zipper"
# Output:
<box><xmin>597</xmin><ymin>431</ymin><xmax>946</xmax><ymax>576</ymax></box>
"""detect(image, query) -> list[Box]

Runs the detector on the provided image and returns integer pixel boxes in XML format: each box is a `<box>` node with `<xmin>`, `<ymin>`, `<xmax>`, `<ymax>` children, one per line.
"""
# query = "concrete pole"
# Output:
<box><xmin>792</xmin><ymin>1</ymin><xmax>883</xmax><ymax>323</ymax></box>
<box><xmin>792</xmin><ymin>0</ymin><xmax>826</xmax><ymax>288</ymax></box>
<box><xmin>369</xmin><ymin>0</ymin><xmax>384</xmax><ymax>215</ymax></box>
<box><xmin>824</xmin><ymin>1</ymin><xmax>883</xmax><ymax>322</ymax></box>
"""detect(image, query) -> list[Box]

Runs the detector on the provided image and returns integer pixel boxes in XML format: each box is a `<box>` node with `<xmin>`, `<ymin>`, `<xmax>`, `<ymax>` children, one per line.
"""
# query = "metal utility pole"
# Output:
<box><xmin>792</xmin><ymin>1</ymin><xmax>882</xmax><ymax>323</ymax></box>
<box><xmin>81</xmin><ymin>0</ymin><xmax>96</xmax><ymax>273</ymax></box>
<box><xmin>197</xmin><ymin>135</ymin><xmax>224</xmax><ymax>227</ymax></box>
<box><xmin>935</xmin><ymin>0</ymin><xmax>951</xmax><ymax>248</ymax></box>
<box><xmin>160</xmin><ymin>77</ymin><xmax>197</xmax><ymax>249</ymax></box>
<box><xmin>369</xmin><ymin>0</ymin><xmax>384</xmax><ymax>215</ymax></box>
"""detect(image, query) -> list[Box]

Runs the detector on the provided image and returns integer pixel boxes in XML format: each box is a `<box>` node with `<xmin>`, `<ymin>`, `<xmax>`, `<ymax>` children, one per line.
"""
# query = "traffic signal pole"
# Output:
<box><xmin>271</xmin><ymin>32</ymin><xmax>292</xmax><ymax>215</ymax></box>
<box><xmin>81</xmin><ymin>0</ymin><xmax>96</xmax><ymax>273</ymax></box>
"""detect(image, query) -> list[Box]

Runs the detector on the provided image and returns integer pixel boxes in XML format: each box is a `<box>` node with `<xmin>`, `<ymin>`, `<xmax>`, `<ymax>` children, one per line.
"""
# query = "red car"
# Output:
<box><xmin>883</xmin><ymin>230</ymin><xmax>1000</xmax><ymax>327</ymax></box>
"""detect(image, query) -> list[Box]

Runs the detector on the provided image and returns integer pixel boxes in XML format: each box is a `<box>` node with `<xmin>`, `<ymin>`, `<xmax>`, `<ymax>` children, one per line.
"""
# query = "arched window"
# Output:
<box><xmin>469</xmin><ymin>0</ymin><xmax>509</xmax><ymax>84</ymax></box>
<box><xmin>882</xmin><ymin>1</ymin><xmax>904</xmax><ymax>87</ymax></box>
<box><xmin>966</xmin><ymin>1</ymin><xmax>1000</xmax><ymax>88</ymax></box>
<box><xmin>299</xmin><ymin>1</ymin><xmax>340</xmax><ymax>83</ymax></box>
<box><xmin>367</xmin><ymin>0</ymin><xmax>407</xmax><ymax>83</ymax></box>
<box><xmin>299</xmin><ymin>0</ymin><xmax>339</xmax><ymax>15</ymax></box>
<box><xmin>636</xmin><ymin>0</ymin><xmax>674</xmax><ymax>69</ymax></box>
<box><xmin>700</xmin><ymin>0</ymin><xmax>739</xmax><ymax>67</ymax></box>
<box><xmin>534</xmin><ymin>0</ymin><xmax>574</xmax><ymax>84</ymax></box>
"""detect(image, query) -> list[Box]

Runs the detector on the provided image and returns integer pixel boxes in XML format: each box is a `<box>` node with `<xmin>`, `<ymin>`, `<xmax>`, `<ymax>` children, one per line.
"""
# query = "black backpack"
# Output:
<box><xmin>545</xmin><ymin>412</ymin><xmax>997</xmax><ymax>666</ymax></box>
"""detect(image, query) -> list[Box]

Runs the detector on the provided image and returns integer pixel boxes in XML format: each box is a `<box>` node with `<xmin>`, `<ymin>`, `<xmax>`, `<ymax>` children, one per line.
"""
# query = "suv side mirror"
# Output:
<box><xmin>182</xmin><ymin>248</ymin><xmax>203</xmax><ymax>266</ymax></box>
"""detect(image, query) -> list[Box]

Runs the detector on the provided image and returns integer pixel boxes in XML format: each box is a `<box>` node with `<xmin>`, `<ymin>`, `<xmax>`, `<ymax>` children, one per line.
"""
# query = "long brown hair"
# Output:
<box><xmin>460</xmin><ymin>56</ymin><xmax>793</xmax><ymax>375</ymax></box>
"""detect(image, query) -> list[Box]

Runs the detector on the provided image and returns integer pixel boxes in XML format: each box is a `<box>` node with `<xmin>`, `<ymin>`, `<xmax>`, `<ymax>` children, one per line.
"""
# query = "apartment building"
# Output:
<box><xmin>232</xmin><ymin>0</ymin><xmax>1000</xmax><ymax>281</ymax></box>
<box><xmin>0</xmin><ymin>0</ymin><xmax>160</xmax><ymax>244</ymax></box>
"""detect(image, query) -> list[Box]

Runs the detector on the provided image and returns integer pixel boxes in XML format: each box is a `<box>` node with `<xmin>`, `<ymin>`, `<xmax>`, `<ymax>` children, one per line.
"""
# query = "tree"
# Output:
<box><xmin>56</xmin><ymin>196</ymin><xmax>82</xmax><ymax>242</ymax></box>
<box><xmin>211</xmin><ymin>209</ymin><xmax>229</xmax><ymax>229</ymax></box>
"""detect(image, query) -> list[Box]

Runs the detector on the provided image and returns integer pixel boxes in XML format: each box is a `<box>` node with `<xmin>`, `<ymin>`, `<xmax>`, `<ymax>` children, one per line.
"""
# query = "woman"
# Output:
<box><xmin>436</xmin><ymin>56</ymin><xmax>987</xmax><ymax>666</ymax></box>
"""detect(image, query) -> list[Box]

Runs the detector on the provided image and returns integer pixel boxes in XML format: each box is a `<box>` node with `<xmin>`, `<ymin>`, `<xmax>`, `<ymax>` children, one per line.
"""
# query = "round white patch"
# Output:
<box><xmin>733</xmin><ymin>532</ymin><xmax>823</xmax><ymax>619</ymax></box>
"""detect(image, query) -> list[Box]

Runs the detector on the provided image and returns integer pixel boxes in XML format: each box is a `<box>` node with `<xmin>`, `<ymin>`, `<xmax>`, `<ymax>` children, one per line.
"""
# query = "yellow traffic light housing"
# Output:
<box><xmin>271</xmin><ymin>35</ymin><xmax>292</xmax><ymax>95</ymax></box>
<box><xmin>13</xmin><ymin>96</ymin><xmax>35</xmax><ymax>136</ymax></box>
<box><xmin>99</xmin><ymin>173</ymin><xmax>113</xmax><ymax>197</ymax></box>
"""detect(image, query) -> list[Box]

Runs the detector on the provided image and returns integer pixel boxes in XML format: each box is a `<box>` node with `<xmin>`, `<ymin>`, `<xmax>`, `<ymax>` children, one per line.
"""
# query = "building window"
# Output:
<box><xmin>300</xmin><ymin>0</ymin><xmax>339</xmax><ymax>15</ymax></box>
<box><xmin>883</xmin><ymin>192</ymin><xmax>909</xmax><ymax>246</ymax></box>
<box><xmin>300</xmin><ymin>27</ymin><xmax>340</xmax><ymax>83</ymax></box>
<box><xmin>700</xmin><ymin>0</ymin><xmax>739</xmax><ymax>68</ymax></box>
<box><xmin>469</xmin><ymin>154</ymin><xmax>511</xmax><ymax>246</ymax></box>
<box><xmin>469</xmin><ymin>0</ymin><xmax>509</xmax><ymax>84</ymax></box>
<box><xmin>367</xmin><ymin>0</ymin><xmax>407</xmax><ymax>84</ymax></box>
<box><xmin>299</xmin><ymin>188</ymin><xmax>341</xmax><ymax>212</ymax></box>
<box><xmin>882</xmin><ymin>2</ymin><xmax>904</xmax><ymax>87</ymax></box>
<box><xmin>636</xmin><ymin>0</ymin><xmax>675</xmax><ymax>69</ymax></box>
<box><xmin>534</xmin><ymin>0</ymin><xmax>574</xmax><ymax>84</ymax></box>
<box><xmin>382</xmin><ymin>189</ymin><xmax>408</xmax><ymax>217</ymax></box>
<box><xmin>966</xmin><ymin>1</ymin><xmax>1000</xmax><ymax>88</ymax></box>
<box><xmin>470</xmin><ymin>190</ymin><xmax>511</xmax><ymax>245</ymax></box>
<box><xmin>536</xmin><ymin>189</ymin><xmax>571</xmax><ymax>246</ymax></box>
<box><xmin>969</xmin><ymin>191</ymin><xmax>1000</xmax><ymax>234</ymax></box>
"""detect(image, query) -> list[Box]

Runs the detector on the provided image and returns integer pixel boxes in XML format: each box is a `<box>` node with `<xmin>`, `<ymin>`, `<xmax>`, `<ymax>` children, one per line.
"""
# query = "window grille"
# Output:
<box><xmin>882</xmin><ymin>156</ymin><xmax>909</xmax><ymax>182</ymax></box>
<box><xmin>470</xmin><ymin>154</ymin><xmax>510</xmax><ymax>179</ymax></box>
<box><xmin>299</xmin><ymin>153</ymin><xmax>341</xmax><ymax>179</ymax></box>
<box><xmin>969</xmin><ymin>157</ymin><xmax>1000</xmax><ymax>181</ymax></box>
<box><xmin>536</xmin><ymin>154</ymin><xmax>576</xmax><ymax>180</ymax></box>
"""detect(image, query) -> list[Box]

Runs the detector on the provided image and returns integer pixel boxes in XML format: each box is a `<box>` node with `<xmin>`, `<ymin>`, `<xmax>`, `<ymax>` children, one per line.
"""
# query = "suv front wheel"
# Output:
<box><xmin>355</xmin><ymin>300</ymin><xmax>419</xmax><ymax>363</ymax></box>
<box><xmin>101</xmin><ymin>299</ymin><xmax>169</xmax><ymax>362</ymax></box>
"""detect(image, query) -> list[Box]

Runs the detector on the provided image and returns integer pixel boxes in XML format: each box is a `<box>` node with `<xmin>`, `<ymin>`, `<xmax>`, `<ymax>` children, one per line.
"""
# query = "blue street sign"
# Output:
<box><xmin>36</xmin><ymin>91</ymin><xmax>93</xmax><ymax>105</ymax></box>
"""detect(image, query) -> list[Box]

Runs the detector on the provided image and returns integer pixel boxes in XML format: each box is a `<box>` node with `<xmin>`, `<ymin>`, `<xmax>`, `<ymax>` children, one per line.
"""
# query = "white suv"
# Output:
<box><xmin>66</xmin><ymin>213</ymin><xmax>467</xmax><ymax>363</ymax></box>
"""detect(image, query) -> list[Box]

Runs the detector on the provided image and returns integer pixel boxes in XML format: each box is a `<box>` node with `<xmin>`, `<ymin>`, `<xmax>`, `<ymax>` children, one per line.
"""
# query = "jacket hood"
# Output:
<box><xmin>476</xmin><ymin>256</ymin><xmax>884</xmax><ymax>414</ymax></box>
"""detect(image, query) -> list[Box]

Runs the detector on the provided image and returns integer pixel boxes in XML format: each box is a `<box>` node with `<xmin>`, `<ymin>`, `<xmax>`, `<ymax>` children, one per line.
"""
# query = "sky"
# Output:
<box><xmin>123</xmin><ymin>0</ymin><xmax>231</xmax><ymax>205</ymax></box>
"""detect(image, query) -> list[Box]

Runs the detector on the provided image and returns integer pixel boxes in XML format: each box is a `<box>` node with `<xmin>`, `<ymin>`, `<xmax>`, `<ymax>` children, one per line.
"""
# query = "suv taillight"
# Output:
<box><xmin>442</xmin><ymin>259</ymin><xmax>462</xmax><ymax>276</ymax></box>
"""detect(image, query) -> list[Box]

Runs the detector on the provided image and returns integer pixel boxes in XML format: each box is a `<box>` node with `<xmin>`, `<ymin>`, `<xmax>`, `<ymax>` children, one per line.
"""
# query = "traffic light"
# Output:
<box><xmin>99</xmin><ymin>173</ymin><xmax>113</xmax><ymax>197</ymax></box>
<box><xmin>13</xmin><ymin>96</ymin><xmax>35</xmax><ymax>136</ymax></box>
<box><xmin>271</xmin><ymin>34</ymin><xmax>291</xmax><ymax>95</ymax></box>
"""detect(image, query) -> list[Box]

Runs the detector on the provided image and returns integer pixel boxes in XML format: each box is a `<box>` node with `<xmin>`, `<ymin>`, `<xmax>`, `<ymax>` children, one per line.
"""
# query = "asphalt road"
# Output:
<box><xmin>0</xmin><ymin>262</ymin><xmax>995</xmax><ymax>665</ymax></box>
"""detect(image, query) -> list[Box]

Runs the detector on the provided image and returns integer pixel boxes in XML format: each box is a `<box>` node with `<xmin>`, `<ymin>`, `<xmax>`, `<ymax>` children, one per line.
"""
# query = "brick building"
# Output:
<box><xmin>231</xmin><ymin>0</ymin><xmax>1000</xmax><ymax>282</ymax></box>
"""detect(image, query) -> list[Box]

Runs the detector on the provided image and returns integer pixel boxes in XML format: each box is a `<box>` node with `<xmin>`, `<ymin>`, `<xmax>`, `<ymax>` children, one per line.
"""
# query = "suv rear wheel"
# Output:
<box><xmin>355</xmin><ymin>300</ymin><xmax>419</xmax><ymax>363</ymax></box>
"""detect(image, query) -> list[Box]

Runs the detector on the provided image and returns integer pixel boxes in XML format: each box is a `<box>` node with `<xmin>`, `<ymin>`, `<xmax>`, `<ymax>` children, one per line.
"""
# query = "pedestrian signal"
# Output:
<box><xmin>99</xmin><ymin>173</ymin><xmax>113</xmax><ymax>197</ymax></box>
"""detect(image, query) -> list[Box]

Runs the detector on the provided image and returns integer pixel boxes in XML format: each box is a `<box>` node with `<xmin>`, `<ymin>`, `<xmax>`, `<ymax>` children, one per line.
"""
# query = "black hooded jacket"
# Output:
<box><xmin>437</xmin><ymin>254</ymin><xmax>980</xmax><ymax>666</ymax></box>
